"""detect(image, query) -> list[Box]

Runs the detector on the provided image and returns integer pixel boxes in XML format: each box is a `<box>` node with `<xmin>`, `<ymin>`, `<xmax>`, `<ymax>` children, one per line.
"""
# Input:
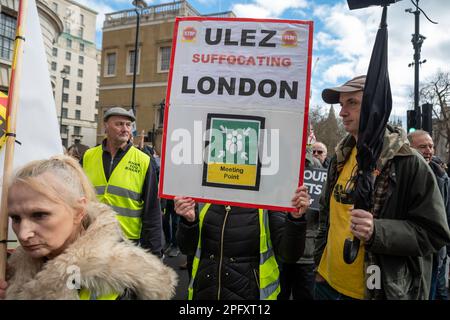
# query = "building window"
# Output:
<box><xmin>76</xmin><ymin>97</ymin><xmax>81</xmax><ymax>106</ymax></box>
<box><xmin>66</xmin><ymin>38</ymin><xmax>72</xmax><ymax>48</ymax></box>
<box><xmin>78</xmin><ymin>27</ymin><xmax>83</xmax><ymax>39</ymax></box>
<box><xmin>51</xmin><ymin>62</ymin><xmax>57</xmax><ymax>71</ymax></box>
<box><xmin>158</xmin><ymin>46</ymin><xmax>171</xmax><ymax>72</ymax></box>
<box><xmin>52</xmin><ymin>2</ymin><xmax>58</xmax><ymax>13</ymax></box>
<box><xmin>61</xmin><ymin>125</ymin><xmax>68</xmax><ymax>134</ymax></box>
<box><xmin>80</xmin><ymin>14</ymin><xmax>84</xmax><ymax>26</ymax></box>
<box><xmin>65</xmin><ymin>51</ymin><xmax>71</xmax><ymax>61</ymax></box>
<box><xmin>63</xmin><ymin>79</ymin><xmax>69</xmax><ymax>88</ymax></box>
<box><xmin>127</xmin><ymin>49</ymin><xmax>140</xmax><ymax>75</ymax></box>
<box><xmin>74</xmin><ymin>126</ymin><xmax>81</xmax><ymax>135</ymax></box>
<box><xmin>75</xmin><ymin>110</ymin><xmax>81</xmax><ymax>119</ymax></box>
<box><xmin>79</xmin><ymin>56</ymin><xmax>84</xmax><ymax>65</ymax></box>
<box><xmin>65</xmin><ymin>22</ymin><xmax>71</xmax><ymax>33</ymax></box>
<box><xmin>62</xmin><ymin>108</ymin><xmax>68</xmax><ymax>118</ymax></box>
<box><xmin>0</xmin><ymin>13</ymin><xmax>16</xmax><ymax>61</ymax></box>
<box><xmin>94</xmin><ymin>114</ymin><xmax>98</xmax><ymax>122</ymax></box>
<box><xmin>105</xmin><ymin>52</ymin><xmax>116</xmax><ymax>76</ymax></box>
<box><xmin>77</xmin><ymin>82</ymin><xmax>82</xmax><ymax>91</ymax></box>
<box><xmin>80</xmin><ymin>43</ymin><xmax>85</xmax><ymax>52</ymax></box>
<box><xmin>78</xmin><ymin>69</ymin><xmax>83</xmax><ymax>78</ymax></box>
<box><xmin>63</xmin><ymin>65</ymin><xmax>70</xmax><ymax>74</ymax></box>
<box><xmin>52</xmin><ymin>47</ymin><xmax>58</xmax><ymax>57</ymax></box>
<box><xmin>62</xmin><ymin>93</ymin><xmax>69</xmax><ymax>103</ymax></box>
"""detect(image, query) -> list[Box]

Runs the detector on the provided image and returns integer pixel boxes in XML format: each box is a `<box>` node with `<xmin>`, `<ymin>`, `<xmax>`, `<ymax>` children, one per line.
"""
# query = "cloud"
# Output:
<box><xmin>309</xmin><ymin>0</ymin><xmax>450</xmax><ymax>118</ymax></box>
<box><xmin>232</xmin><ymin>0</ymin><xmax>308</xmax><ymax>18</ymax></box>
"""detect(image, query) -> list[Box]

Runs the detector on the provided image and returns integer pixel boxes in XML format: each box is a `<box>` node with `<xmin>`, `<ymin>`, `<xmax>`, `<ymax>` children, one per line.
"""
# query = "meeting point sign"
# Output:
<box><xmin>160</xmin><ymin>17</ymin><xmax>313</xmax><ymax>211</ymax></box>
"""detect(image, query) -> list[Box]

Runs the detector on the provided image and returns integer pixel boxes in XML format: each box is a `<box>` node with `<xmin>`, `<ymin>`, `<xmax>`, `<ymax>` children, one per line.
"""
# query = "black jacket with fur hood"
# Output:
<box><xmin>6</xmin><ymin>202</ymin><xmax>177</xmax><ymax>300</ymax></box>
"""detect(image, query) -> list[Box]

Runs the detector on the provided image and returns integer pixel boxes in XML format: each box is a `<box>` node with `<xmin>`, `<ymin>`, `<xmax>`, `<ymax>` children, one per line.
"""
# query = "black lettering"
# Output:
<box><xmin>198</xmin><ymin>76</ymin><xmax>215</xmax><ymax>94</ymax></box>
<box><xmin>238</xmin><ymin>78</ymin><xmax>256</xmax><ymax>96</ymax></box>
<box><xmin>224</xmin><ymin>29</ymin><xmax>239</xmax><ymax>46</ymax></box>
<box><xmin>259</xmin><ymin>30</ymin><xmax>276</xmax><ymax>47</ymax></box>
<box><xmin>218</xmin><ymin>77</ymin><xmax>236</xmax><ymax>95</ymax></box>
<box><xmin>258</xmin><ymin>79</ymin><xmax>277</xmax><ymax>98</ymax></box>
<box><xmin>280</xmin><ymin>80</ymin><xmax>298</xmax><ymax>99</ymax></box>
<box><xmin>181</xmin><ymin>76</ymin><xmax>195</xmax><ymax>94</ymax></box>
<box><xmin>205</xmin><ymin>28</ymin><xmax>222</xmax><ymax>45</ymax></box>
<box><xmin>241</xmin><ymin>29</ymin><xmax>256</xmax><ymax>46</ymax></box>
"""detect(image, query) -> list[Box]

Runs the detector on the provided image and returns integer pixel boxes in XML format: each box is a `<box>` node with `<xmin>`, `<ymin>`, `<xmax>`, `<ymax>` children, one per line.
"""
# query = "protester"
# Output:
<box><xmin>315</xmin><ymin>75</ymin><xmax>450</xmax><ymax>300</ymax></box>
<box><xmin>278</xmin><ymin>150</ymin><xmax>322</xmax><ymax>300</ymax></box>
<box><xmin>408</xmin><ymin>130</ymin><xmax>450</xmax><ymax>300</ymax></box>
<box><xmin>312</xmin><ymin>142</ymin><xmax>330</xmax><ymax>168</ymax></box>
<box><xmin>0</xmin><ymin>155</ymin><xmax>177</xmax><ymax>300</ymax></box>
<box><xmin>174</xmin><ymin>186</ymin><xmax>310</xmax><ymax>300</ymax></box>
<box><xmin>81</xmin><ymin>107</ymin><xmax>162</xmax><ymax>257</ymax></box>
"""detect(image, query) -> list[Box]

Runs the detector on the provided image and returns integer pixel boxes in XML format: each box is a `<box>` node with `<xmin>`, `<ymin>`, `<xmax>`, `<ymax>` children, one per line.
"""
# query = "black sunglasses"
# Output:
<box><xmin>312</xmin><ymin>150</ymin><xmax>324</xmax><ymax>155</ymax></box>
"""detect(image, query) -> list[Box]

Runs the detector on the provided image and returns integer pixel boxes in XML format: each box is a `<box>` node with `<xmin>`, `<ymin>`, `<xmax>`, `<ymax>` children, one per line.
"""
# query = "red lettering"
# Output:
<box><xmin>281</xmin><ymin>58</ymin><xmax>291</xmax><ymax>67</ymax></box>
<box><xmin>218</xmin><ymin>55</ymin><xmax>226</xmax><ymax>64</ymax></box>
<box><xmin>246</xmin><ymin>56</ymin><xmax>255</xmax><ymax>66</ymax></box>
<box><xmin>192</xmin><ymin>54</ymin><xmax>200</xmax><ymax>63</ymax></box>
<box><xmin>227</xmin><ymin>55</ymin><xmax>236</xmax><ymax>64</ymax></box>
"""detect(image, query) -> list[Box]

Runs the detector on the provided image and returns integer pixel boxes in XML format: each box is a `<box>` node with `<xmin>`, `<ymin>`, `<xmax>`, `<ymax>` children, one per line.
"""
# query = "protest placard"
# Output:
<box><xmin>303</xmin><ymin>168</ymin><xmax>328</xmax><ymax>211</ymax></box>
<box><xmin>159</xmin><ymin>17</ymin><xmax>313</xmax><ymax>211</ymax></box>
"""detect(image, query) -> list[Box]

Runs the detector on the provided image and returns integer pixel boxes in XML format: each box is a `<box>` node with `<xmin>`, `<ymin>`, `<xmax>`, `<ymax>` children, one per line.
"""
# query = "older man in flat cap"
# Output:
<box><xmin>314</xmin><ymin>76</ymin><xmax>450</xmax><ymax>300</ymax></box>
<box><xmin>82</xmin><ymin>107</ymin><xmax>162</xmax><ymax>257</ymax></box>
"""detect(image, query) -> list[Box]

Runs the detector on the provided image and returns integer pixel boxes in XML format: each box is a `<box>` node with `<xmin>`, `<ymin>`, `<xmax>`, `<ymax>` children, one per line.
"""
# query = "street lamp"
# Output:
<box><xmin>130</xmin><ymin>0</ymin><xmax>148</xmax><ymax>123</ymax></box>
<box><xmin>60</xmin><ymin>69</ymin><xmax>68</xmax><ymax>143</ymax></box>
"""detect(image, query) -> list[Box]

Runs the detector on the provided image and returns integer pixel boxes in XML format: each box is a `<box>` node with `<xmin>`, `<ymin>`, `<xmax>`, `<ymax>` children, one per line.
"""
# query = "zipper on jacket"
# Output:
<box><xmin>217</xmin><ymin>205</ymin><xmax>231</xmax><ymax>300</ymax></box>
<box><xmin>108</xmin><ymin>157</ymin><xmax>114</xmax><ymax>180</ymax></box>
<box><xmin>253</xmin><ymin>268</ymin><xmax>260</xmax><ymax>289</ymax></box>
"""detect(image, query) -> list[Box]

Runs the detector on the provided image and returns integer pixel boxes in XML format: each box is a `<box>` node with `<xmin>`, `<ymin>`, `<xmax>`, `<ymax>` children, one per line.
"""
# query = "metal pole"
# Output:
<box><xmin>412</xmin><ymin>0</ymin><xmax>422</xmax><ymax>128</ymax></box>
<box><xmin>131</xmin><ymin>9</ymin><xmax>140</xmax><ymax>114</ymax></box>
<box><xmin>60</xmin><ymin>78</ymin><xmax>65</xmax><ymax>139</ymax></box>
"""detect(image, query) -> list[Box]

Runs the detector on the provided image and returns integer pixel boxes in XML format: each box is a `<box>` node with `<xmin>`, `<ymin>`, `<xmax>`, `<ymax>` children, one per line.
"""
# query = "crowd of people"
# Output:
<box><xmin>1</xmin><ymin>75</ymin><xmax>449</xmax><ymax>300</ymax></box>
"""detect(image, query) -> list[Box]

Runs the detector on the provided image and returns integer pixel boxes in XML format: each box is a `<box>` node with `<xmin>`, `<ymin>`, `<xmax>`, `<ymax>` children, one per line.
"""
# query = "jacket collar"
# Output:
<box><xmin>335</xmin><ymin>125</ymin><xmax>412</xmax><ymax>172</ymax></box>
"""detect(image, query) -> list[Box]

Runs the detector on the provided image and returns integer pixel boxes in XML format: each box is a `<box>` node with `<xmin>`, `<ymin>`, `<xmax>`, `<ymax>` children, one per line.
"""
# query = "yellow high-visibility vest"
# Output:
<box><xmin>83</xmin><ymin>144</ymin><xmax>150</xmax><ymax>239</ymax></box>
<box><xmin>188</xmin><ymin>204</ymin><xmax>280</xmax><ymax>300</ymax></box>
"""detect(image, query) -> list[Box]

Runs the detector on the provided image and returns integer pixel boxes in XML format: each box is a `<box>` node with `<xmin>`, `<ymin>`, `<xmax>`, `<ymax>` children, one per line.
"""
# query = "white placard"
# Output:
<box><xmin>160</xmin><ymin>17</ymin><xmax>313</xmax><ymax>211</ymax></box>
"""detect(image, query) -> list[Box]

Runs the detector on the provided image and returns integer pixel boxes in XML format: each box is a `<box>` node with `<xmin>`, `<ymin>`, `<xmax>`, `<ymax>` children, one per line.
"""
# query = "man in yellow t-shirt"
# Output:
<box><xmin>314</xmin><ymin>75</ymin><xmax>450</xmax><ymax>300</ymax></box>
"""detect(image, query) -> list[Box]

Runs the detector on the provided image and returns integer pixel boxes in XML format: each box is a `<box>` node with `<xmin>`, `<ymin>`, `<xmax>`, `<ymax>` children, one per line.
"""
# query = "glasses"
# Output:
<box><xmin>312</xmin><ymin>150</ymin><xmax>324</xmax><ymax>155</ymax></box>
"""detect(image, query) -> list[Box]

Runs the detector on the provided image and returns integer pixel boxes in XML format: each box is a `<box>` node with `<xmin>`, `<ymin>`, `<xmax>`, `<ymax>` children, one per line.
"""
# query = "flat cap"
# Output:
<box><xmin>104</xmin><ymin>107</ymin><xmax>135</xmax><ymax>122</ymax></box>
<box><xmin>322</xmin><ymin>75</ymin><xmax>366</xmax><ymax>104</ymax></box>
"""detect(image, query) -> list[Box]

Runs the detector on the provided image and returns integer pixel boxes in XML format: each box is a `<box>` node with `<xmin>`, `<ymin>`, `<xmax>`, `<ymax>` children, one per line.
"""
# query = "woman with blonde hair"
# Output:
<box><xmin>0</xmin><ymin>155</ymin><xmax>177</xmax><ymax>300</ymax></box>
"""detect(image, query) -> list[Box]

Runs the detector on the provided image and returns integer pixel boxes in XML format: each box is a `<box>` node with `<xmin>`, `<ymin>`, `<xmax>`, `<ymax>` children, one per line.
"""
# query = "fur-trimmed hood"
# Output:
<box><xmin>6</xmin><ymin>202</ymin><xmax>177</xmax><ymax>300</ymax></box>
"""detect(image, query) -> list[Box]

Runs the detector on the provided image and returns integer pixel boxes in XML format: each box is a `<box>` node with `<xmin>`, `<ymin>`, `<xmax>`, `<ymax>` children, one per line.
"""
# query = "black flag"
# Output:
<box><xmin>343</xmin><ymin>6</ymin><xmax>392</xmax><ymax>264</ymax></box>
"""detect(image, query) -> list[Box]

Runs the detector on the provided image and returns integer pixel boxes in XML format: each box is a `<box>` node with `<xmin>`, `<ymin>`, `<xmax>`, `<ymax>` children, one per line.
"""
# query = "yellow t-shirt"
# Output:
<box><xmin>318</xmin><ymin>147</ymin><xmax>365</xmax><ymax>299</ymax></box>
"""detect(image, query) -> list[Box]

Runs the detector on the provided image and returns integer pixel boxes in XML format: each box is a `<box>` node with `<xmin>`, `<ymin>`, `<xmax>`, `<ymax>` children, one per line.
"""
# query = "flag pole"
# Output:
<box><xmin>0</xmin><ymin>0</ymin><xmax>28</xmax><ymax>280</ymax></box>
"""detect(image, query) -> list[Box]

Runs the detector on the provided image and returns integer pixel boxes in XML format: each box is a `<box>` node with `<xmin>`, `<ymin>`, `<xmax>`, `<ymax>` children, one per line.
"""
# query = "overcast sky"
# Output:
<box><xmin>79</xmin><ymin>0</ymin><xmax>450</xmax><ymax>122</ymax></box>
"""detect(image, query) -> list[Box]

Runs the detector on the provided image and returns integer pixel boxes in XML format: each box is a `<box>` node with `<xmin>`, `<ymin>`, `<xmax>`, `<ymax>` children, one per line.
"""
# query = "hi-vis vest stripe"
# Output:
<box><xmin>79</xmin><ymin>288</ymin><xmax>119</xmax><ymax>300</ymax></box>
<box><xmin>188</xmin><ymin>204</ymin><xmax>280</xmax><ymax>300</ymax></box>
<box><xmin>83</xmin><ymin>145</ymin><xmax>150</xmax><ymax>239</ymax></box>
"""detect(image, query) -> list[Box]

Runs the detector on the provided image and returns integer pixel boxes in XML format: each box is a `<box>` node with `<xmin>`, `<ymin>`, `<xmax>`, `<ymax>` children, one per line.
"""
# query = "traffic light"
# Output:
<box><xmin>421</xmin><ymin>103</ymin><xmax>433</xmax><ymax>135</ymax></box>
<box><xmin>407</xmin><ymin>110</ymin><xmax>418</xmax><ymax>133</ymax></box>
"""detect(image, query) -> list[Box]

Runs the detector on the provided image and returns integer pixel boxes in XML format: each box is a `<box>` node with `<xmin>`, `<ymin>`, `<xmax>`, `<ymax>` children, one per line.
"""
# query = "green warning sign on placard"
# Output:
<box><xmin>202</xmin><ymin>114</ymin><xmax>264</xmax><ymax>190</ymax></box>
